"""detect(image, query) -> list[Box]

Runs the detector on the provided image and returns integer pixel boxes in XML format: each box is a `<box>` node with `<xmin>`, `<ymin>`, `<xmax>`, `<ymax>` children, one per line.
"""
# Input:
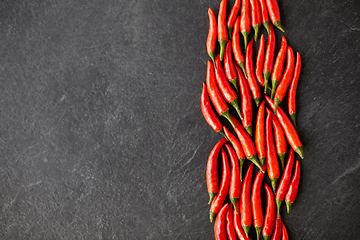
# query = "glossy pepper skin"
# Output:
<box><xmin>272</xmin><ymin>114</ymin><xmax>287</xmax><ymax>171</ymax></box>
<box><xmin>225</xmin><ymin>144</ymin><xmax>241</xmax><ymax>213</ymax></box>
<box><xmin>258</xmin><ymin>0</ymin><xmax>270</xmax><ymax>34</ymax></box>
<box><xmin>218</xmin><ymin>0</ymin><xmax>228</xmax><ymax>61</ymax></box>
<box><xmin>232</xmin><ymin>17</ymin><xmax>247</xmax><ymax>78</ymax></box>
<box><xmin>245</xmin><ymin>40</ymin><xmax>262</xmax><ymax>107</ymax></box>
<box><xmin>234</xmin><ymin>202</ymin><xmax>252</xmax><ymax>240</ymax></box>
<box><xmin>249</xmin><ymin>0</ymin><xmax>262</xmax><ymax>41</ymax></box>
<box><xmin>207</xmin><ymin>8</ymin><xmax>217</xmax><ymax>64</ymax></box>
<box><xmin>210</xmin><ymin>149</ymin><xmax>231</xmax><ymax>222</ymax></box>
<box><xmin>263</xmin><ymin>184</ymin><xmax>276</xmax><ymax>240</ymax></box>
<box><xmin>255</xmin><ymin>34</ymin><xmax>265</xmax><ymax>87</ymax></box>
<box><xmin>206</xmin><ymin>60</ymin><xmax>236</xmax><ymax>129</ymax></box>
<box><xmin>285</xmin><ymin>160</ymin><xmax>300</xmax><ymax>213</ymax></box>
<box><xmin>265</xmin><ymin>0</ymin><xmax>284</xmax><ymax>32</ymax></box>
<box><xmin>282</xmin><ymin>223</ymin><xmax>289</xmax><ymax>240</ymax></box>
<box><xmin>265</xmin><ymin>96</ymin><xmax>304</xmax><ymax>159</ymax></box>
<box><xmin>271</xmin><ymin>216</ymin><xmax>282</xmax><ymax>240</ymax></box>
<box><xmin>266</xmin><ymin>108</ymin><xmax>280</xmax><ymax>193</ymax></box>
<box><xmin>275</xmin><ymin>149</ymin><xmax>294</xmax><ymax>218</ymax></box>
<box><xmin>227</xmin><ymin>0</ymin><xmax>241</xmax><ymax>39</ymax></box>
<box><xmin>255</xmin><ymin>100</ymin><xmax>266</xmax><ymax>165</ymax></box>
<box><xmin>263</xmin><ymin>24</ymin><xmax>275</xmax><ymax>93</ymax></box>
<box><xmin>206</xmin><ymin>138</ymin><xmax>227</xmax><ymax>204</ymax></box>
<box><xmin>288</xmin><ymin>52</ymin><xmax>302</xmax><ymax>129</ymax></box>
<box><xmin>214</xmin><ymin>203</ymin><xmax>230</xmax><ymax>240</ymax></box>
<box><xmin>224</xmin><ymin>41</ymin><xmax>240</xmax><ymax>96</ymax></box>
<box><xmin>240</xmin><ymin>163</ymin><xmax>254</xmax><ymax>238</ymax></box>
<box><xmin>240</xmin><ymin>0</ymin><xmax>251</xmax><ymax>49</ymax></box>
<box><xmin>226</xmin><ymin>204</ymin><xmax>238</xmax><ymax>240</ymax></box>
<box><xmin>270</xmin><ymin>36</ymin><xmax>288</xmax><ymax>99</ymax></box>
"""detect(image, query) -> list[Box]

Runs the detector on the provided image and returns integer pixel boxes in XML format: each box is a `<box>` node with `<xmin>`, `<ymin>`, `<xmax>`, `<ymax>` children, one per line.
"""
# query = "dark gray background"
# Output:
<box><xmin>0</xmin><ymin>0</ymin><xmax>359</xmax><ymax>239</ymax></box>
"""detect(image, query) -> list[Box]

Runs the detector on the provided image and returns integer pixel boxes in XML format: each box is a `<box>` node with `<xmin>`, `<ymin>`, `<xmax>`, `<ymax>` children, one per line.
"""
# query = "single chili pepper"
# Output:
<box><xmin>206</xmin><ymin>138</ymin><xmax>228</xmax><ymax>204</ymax></box>
<box><xmin>224</xmin><ymin>41</ymin><xmax>240</xmax><ymax>96</ymax></box>
<box><xmin>245</xmin><ymin>40</ymin><xmax>262</xmax><ymax>107</ymax></box>
<box><xmin>230</xmin><ymin>115</ymin><xmax>264</xmax><ymax>172</ymax></box>
<box><xmin>288</xmin><ymin>52</ymin><xmax>302</xmax><ymax>129</ymax></box>
<box><xmin>285</xmin><ymin>160</ymin><xmax>300</xmax><ymax>213</ymax></box>
<box><xmin>235</xmin><ymin>65</ymin><xmax>253</xmax><ymax>136</ymax></box>
<box><xmin>274</xmin><ymin>46</ymin><xmax>295</xmax><ymax>113</ymax></box>
<box><xmin>255</xmin><ymin>100</ymin><xmax>266</xmax><ymax>165</ymax></box>
<box><xmin>275</xmin><ymin>149</ymin><xmax>294</xmax><ymax>218</ymax></box>
<box><xmin>240</xmin><ymin>0</ymin><xmax>251</xmax><ymax>49</ymax></box>
<box><xmin>226</xmin><ymin>204</ymin><xmax>238</xmax><ymax>240</ymax></box>
<box><xmin>206</xmin><ymin>60</ymin><xmax>236</xmax><ymax>129</ymax></box>
<box><xmin>255</xmin><ymin>34</ymin><xmax>265</xmax><ymax>87</ymax></box>
<box><xmin>251</xmin><ymin>163</ymin><xmax>267</xmax><ymax>240</ymax></box>
<box><xmin>232</xmin><ymin>17</ymin><xmax>247</xmax><ymax>79</ymax></box>
<box><xmin>265</xmin><ymin>0</ymin><xmax>284</xmax><ymax>32</ymax></box>
<box><xmin>272</xmin><ymin>114</ymin><xmax>287</xmax><ymax>171</ymax></box>
<box><xmin>265</xmin><ymin>96</ymin><xmax>304</xmax><ymax>159</ymax></box>
<box><xmin>258</xmin><ymin>0</ymin><xmax>270</xmax><ymax>34</ymax></box>
<box><xmin>207</xmin><ymin>8</ymin><xmax>217</xmax><ymax>65</ymax></box>
<box><xmin>266</xmin><ymin>108</ymin><xmax>280</xmax><ymax>193</ymax></box>
<box><xmin>218</xmin><ymin>0</ymin><xmax>228</xmax><ymax>61</ymax></box>
<box><xmin>263</xmin><ymin>24</ymin><xmax>275</xmax><ymax>93</ymax></box>
<box><xmin>225</xmin><ymin>144</ymin><xmax>241</xmax><ymax>213</ymax></box>
<box><xmin>214</xmin><ymin>203</ymin><xmax>230</xmax><ymax>240</ymax></box>
<box><xmin>270</xmin><ymin>216</ymin><xmax>282</xmax><ymax>240</ymax></box>
<box><xmin>262</xmin><ymin>184</ymin><xmax>276</xmax><ymax>240</ymax></box>
<box><xmin>270</xmin><ymin>36</ymin><xmax>287</xmax><ymax>99</ymax></box>
<box><xmin>227</xmin><ymin>0</ymin><xmax>241</xmax><ymax>39</ymax></box>
<box><xmin>249</xmin><ymin>0</ymin><xmax>262</xmax><ymax>41</ymax></box>
<box><xmin>223</xmin><ymin>126</ymin><xmax>246</xmax><ymax>181</ymax></box>
<box><xmin>210</xmin><ymin>149</ymin><xmax>231</xmax><ymax>222</ymax></box>
<box><xmin>282</xmin><ymin>223</ymin><xmax>289</xmax><ymax>240</ymax></box>
<box><xmin>240</xmin><ymin>163</ymin><xmax>254</xmax><ymax>238</ymax></box>
<box><xmin>234</xmin><ymin>202</ymin><xmax>252</xmax><ymax>240</ymax></box>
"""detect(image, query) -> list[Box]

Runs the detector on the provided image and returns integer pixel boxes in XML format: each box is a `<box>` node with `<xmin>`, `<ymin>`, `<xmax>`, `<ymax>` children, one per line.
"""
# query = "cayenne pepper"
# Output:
<box><xmin>249</xmin><ymin>0</ymin><xmax>262</xmax><ymax>41</ymax></box>
<box><xmin>288</xmin><ymin>52</ymin><xmax>302</xmax><ymax>129</ymax></box>
<box><xmin>266</xmin><ymin>108</ymin><xmax>280</xmax><ymax>193</ymax></box>
<box><xmin>240</xmin><ymin>163</ymin><xmax>254</xmax><ymax>238</ymax></box>
<box><xmin>258</xmin><ymin>0</ymin><xmax>270</xmax><ymax>34</ymax></box>
<box><xmin>207</xmin><ymin>8</ymin><xmax>217</xmax><ymax>65</ymax></box>
<box><xmin>224</xmin><ymin>41</ymin><xmax>240</xmax><ymax>96</ymax></box>
<box><xmin>234</xmin><ymin>202</ymin><xmax>252</xmax><ymax>240</ymax></box>
<box><xmin>226</xmin><ymin>204</ymin><xmax>238</xmax><ymax>240</ymax></box>
<box><xmin>262</xmin><ymin>184</ymin><xmax>276</xmax><ymax>240</ymax></box>
<box><xmin>263</xmin><ymin>24</ymin><xmax>275</xmax><ymax>93</ymax></box>
<box><xmin>255</xmin><ymin>100</ymin><xmax>266</xmax><ymax>165</ymax></box>
<box><xmin>232</xmin><ymin>17</ymin><xmax>247</xmax><ymax>78</ymax></box>
<box><xmin>282</xmin><ymin>223</ymin><xmax>289</xmax><ymax>240</ymax></box>
<box><xmin>272</xmin><ymin>114</ymin><xmax>287</xmax><ymax>171</ymax></box>
<box><xmin>218</xmin><ymin>0</ymin><xmax>228</xmax><ymax>61</ymax></box>
<box><xmin>245</xmin><ymin>39</ymin><xmax>262</xmax><ymax>107</ymax></box>
<box><xmin>270</xmin><ymin>36</ymin><xmax>288</xmax><ymax>100</ymax></box>
<box><xmin>225</xmin><ymin>144</ymin><xmax>241</xmax><ymax>213</ymax></box>
<box><xmin>285</xmin><ymin>160</ymin><xmax>300</xmax><ymax>213</ymax></box>
<box><xmin>271</xmin><ymin>216</ymin><xmax>282</xmax><ymax>240</ymax></box>
<box><xmin>265</xmin><ymin>0</ymin><xmax>284</xmax><ymax>32</ymax></box>
<box><xmin>227</xmin><ymin>0</ymin><xmax>241</xmax><ymax>39</ymax></box>
<box><xmin>255</xmin><ymin>34</ymin><xmax>265</xmax><ymax>87</ymax></box>
<box><xmin>240</xmin><ymin>0</ymin><xmax>251</xmax><ymax>49</ymax></box>
<box><xmin>214</xmin><ymin>203</ymin><xmax>230</xmax><ymax>240</ymax></box>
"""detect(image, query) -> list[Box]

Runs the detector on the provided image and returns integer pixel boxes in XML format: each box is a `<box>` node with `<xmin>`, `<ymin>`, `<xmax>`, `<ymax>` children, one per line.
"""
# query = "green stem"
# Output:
<box><xmin>271</xmin><ymin>79</ymin><xmax>279</xmax><ymax>100</ymax></box>
<box><xmin>255</xmin><ymin>226</ymin><xmax>262</xmax><ymax>240</ymax></box>
<box><xmin>245</xmin><ymin>125</ymin><xmax>252</xmax><ymax>136</ymax></box>
<box><xmin>286</xmin><ymin>201</ymin><xmax>293</xmax><ymax>213</ymax></box>
<box><xmin>208</xmin><ymin>192</ymin><xmax>216</xmax><ymax>205</ymax></box>
<box><xmin>278</xmin><ymin>152</ymin><xmax>286</xmax><ymax>172</ymax></box>
<box><xmin>263</xmin><ymin>71</ymin><xmax>270</xmax><ymax>93</ymax></box>
<box><xmin>290</xmin><ymin>113</ymin><xmax>297</xmax><ymax>129</ymax></box>
<box><xmin>239</xmin><ymin>158</ymin><xmax>245</xmax><ymax>181</ymax></box>
<box><xmin>294</xmin><ymin>146</ymin><xmax>304</xmax><ymax>159</ymax></box>
<box><xmin>274</xmin><ymin>20</ymin><xmax>285</xmax><ymax>32</ymax></box>
<box><xmin>229</xmin><ymin>78</ymin><xmax>240</xmax><ymax>96</ymax></box>
<box><xmin>209</xmin><ymin>211</ymin><xmax>216</xmax><ymax>222</ymax></box>
<box><xmin>230</xmin><ymin>197</ymin><xmax>239</xmax><ymax>213</ymax></box>
<box><xmin>219</xmin><ymin>39</ymin><xmax>228</xmax><ymax>61</ymax></box>
<box><xmin>270</xmin><ymin>177</ymin><xmax>278</xmax><ymax>193</ymax></box>
<box><xmin>241</xmin><ymin>31</ymin><xmax>250</xmax><ymax>50</ymax></box>
<box><xmin>221</xmin><ymin>109</ymin><xmax>236</xmax><ymax>129</ymax></box>
<box><xmin>263</xmin><ymin>21</ymin><xmax>270</xmax><ymax>35</ymax></box>
<box><xmin>227</xmin><ymin>26</ymin><xmax>233</xmax><ymax>40</ymax></box>
<box><xmin>243</xmin><ymin>225</ymin><xmax>251</xmax><ymax>238</ymax></box>
<box><xmin>259</xmin><ymin>157</ymin><xmax>266</xmax><ymax>166</ymax></box>
<box><xmin>253</xmin><ymin>24</ymin><xmax>260</xmax><ymax>41</ymax></box>
<box><xmin>274</xmin><ymin>98</ymin><xmax>281</xmax><ymax>114</ymax></box>
<box><xmin>276</xmin><ymin>198</ymin><xmax>282</xmax><ymax>219</ymax></box>
<box><xmin>239</xmin><ymin>61</ymin><xmax>247</xmax><ymax>79</ymax></box>
<box><xmin>248</xmin><ymin>155</ymin><xmax>264</xmax><ymax>173</ymax></box>
<box><xmin>230</xmin><ymin>98</ymin><xmax>243</xmax><ymax>120</ymax></box>
<box><xmin>218</xmin><ymin>128</ymin><xmax>228</xmax><ymax>141</ymax></box>
<box><xmin>254</xmin><ymin>97</ymin><xmax>261</xmax><ymax>107</ymax></box>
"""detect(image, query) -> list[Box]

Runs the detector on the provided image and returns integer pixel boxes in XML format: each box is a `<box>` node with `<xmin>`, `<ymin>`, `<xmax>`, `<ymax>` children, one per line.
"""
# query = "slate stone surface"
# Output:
<box><xmin>0</xmin><ymin>0</ymin><xmax>359</xmax><ymax>239</ymax></box>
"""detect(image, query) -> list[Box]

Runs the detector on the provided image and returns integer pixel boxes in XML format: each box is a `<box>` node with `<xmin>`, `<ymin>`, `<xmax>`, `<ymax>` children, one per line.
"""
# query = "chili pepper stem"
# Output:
<box><xmin>278</xmin><ymin>153</ymin><xmax>285</xmax><ymax>172</ymax></box>
<box><xmin>271</xmin><ymin>79</ymin><xmax>279</xmax><ymax>99</ymax></box>
<box><xmin>209</xmin><ymin>211</ymin><xmax>216</xmax><ymax>222</ymax></box>
<box><xmin>285</xmin><ymin>201</ymin><xmax>293</xmax><ymax>213</ymax></box>
<box><xmin>243</xmin><ymin>225</ymin><xmax>251</xmax><ymax>238</ymax></box>
<box><xmin>239</xmin><ymin>62</ymin><xmax>247</xmax><ymax>79</ymax></box>
<box><xmin>253</xmin><ymin>24</ymin><xmax>260</xmax><ymax>41</ymax></box>
<box><xmin>230</xmin><ymin>197</ymin><xmax>239</xmax><ymax>213</ymax></box>
<box><xmin>294</xmin><ymin>146</ymin><xmax>304</xmax><ymax>159</ymax></box>
<box><xmin>209</xmin><ymin>51</ymin><xmax>216</xmax><ymax>67</ymax></box>
<box><xmin>276</xmin><ymin>199</ymin><xmax>282</xmax><ymax>219</ymax></box>
<box><xmin>270</xmin><ymin>177</ymin><xmax>278</xmax><ymax>193</ymax></box>
<box><xmin>263</xmin><ymin>71</ymin><xmax>270</xmax><ymax>93</ymax></box>
<box><xmin>241</xmin><ymin>31</ymin><xmax>250</xmax><ymax>50</ymax></box>
<box><xmin>263</xmin><ymin>234</ymin><xmax>270</xmax><ymax>240</ymax></box>
<box><xmin>221</xmin><ymin>109</ymin><xmax>237</xmax><ymax>129</ymax></box>
<box><xmin>274</xmin><ymin>98</ymin><xmax>281</xmax><ymax>114</ymax></box>
<box><xmin>255</xmin><ymin>227</ymin><xmax>262</xmax><ymax>240</ymax></box>
<box><xmin>208</xmin><ymin>192</ymin><xmax>217</xmax><ymax>205</ymax></box>
<box><xmin>263</xmin><ymin>21</ymin><xmax>270</xmax><ymax>35</ymax></box>
<box><xmin>228</xmin><ymin>27</ymin><xmax>233</xmax><ymax>40</ymax></box>
<box><xmin>229</xmin><ymin>78</ymin><xmax>240</xmax><ymax>95</ymax></box>
<box><xmin>219</xmin><ymin>39</ymin><xmax>228</xmax><ymax>61</ymax></box>
<box><xmin>239</xmin><ymin>159</ymin><xmax>245</xmax><ymax>181</ymax></box>
<box><xmin>245</xmin><ymin>126</ymin><xmax>252</xmax><ymax>136</ymax></box>
<box><xmin>290</xmin><ymin>113</ymin><xmax>297</xmax><ymax>129</ymax></box>
<box><xmin>248</xmin><ymin>155</ymin><xmax>264</xmax><ymax>172</ymax></box>
<box><xmin>230</xmin><ymin>99</ymin><xmax>243</xmax><ymax>120</ymax></box>
<box><xmin>259</xmin><ymin>157</ymin><xmax>266</xmax><ymax>166</ymax></box>
<box><xmin>273</xmin><ymin>20</ymin><xmax>285</xmax><ymax>32</ymax></box>
<box><xmin>255</xmin><ymin>97</ymin><xmax>261</xmax><ymax>107</ymax></box>
<box><xmin>218</xmin><ymin>128</ymin><xmax>229</xmax><ymax>140</ymax></box>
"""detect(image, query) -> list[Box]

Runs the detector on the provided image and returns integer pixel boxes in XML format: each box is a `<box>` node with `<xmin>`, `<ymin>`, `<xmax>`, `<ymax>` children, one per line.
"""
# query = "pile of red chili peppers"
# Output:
<box><xmin>202</xmin><ymin>0</ymin><xmax>303</xmax><ymax>239</ymax></box>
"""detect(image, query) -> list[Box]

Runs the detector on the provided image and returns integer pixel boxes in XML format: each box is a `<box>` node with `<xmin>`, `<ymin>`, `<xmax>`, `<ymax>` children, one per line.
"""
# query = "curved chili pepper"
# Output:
<box><xmin>270</xmin><ymin>36</ymin><xmax>287</xmax><ymax>99</ymax></box>
<box><xmin>285</xmin><ymin>160</ymin><xmax>300</xmax><ymax>213</ymax></box>
<box><xmin>245</xmin><ymin>40</ymin><xmax>262</xmax><ymax>107</ymax></box>
<box><xmin>234</xmin><ymin>202</ymin><xmax>252</xmax><ymax>240</ymax></box>
<box><xmin>258</xmin><ymin>0</ymin><xmax>270</xmax><ymax>34</ymax></box>
<box><xmin>230</xmin><ymin>115</ymin><xmax>264</xmax><ymax>172</ymax></box>
<box><xmin>249</xmin><ymin>0</ymin><xmax>262</xmax><ymax>41</ymax></box>
<box><xmin>274</xmin><ymin>46</ymin><xmax>295</xmax><ymax>113</ymax></box>
<box><xmin>255</xmin><ymin>100</ymin><xmax>266</xmax><ymax>165</ymax></box>
<box><xmin>265</xmin><ymin>95</ymin><xmax>304</xmax><ymax>159</ymax></box>
<box><xmin>288</xmin><ymin>52</ymin><xmax>302</xmax><ymax>129</ymax></box>
<box><xmin>275</xmin><ymin>149</ymin><xmax>294</xmax><ymax>218</ymax></box>
<box><xmin>210</xmin><ymin>149</ymin><xmax>231</xmax><ymax>222</ymax></box>
<box><xmin>206</xmin><ymin>138</ymin><xmax>227</xmax><ymax>204</ymax></box>
<box><xmin>262</xmin><ymin>184</ymin><xmax>276</xmax><ymax>240</ymax></box>
<box><xmin>206</xmin><ymin>60</ymin><xmax>236</xmax><ymax>129</ymax></box>
<box><xmin>266</xmin><ymin>108</ymin><xmax>280</xmax><ymax>193</ymax></box>
<box><xmin>224</xmin><ymin>41</ymin><xmax>240</xmax><ymax>95</ymax></box>
<box><xmin>218</xmin><ymin>0</ymin><xmax>228</xmax><ymax>61</ymax></box>
<box><xmin>236</xmin><ymin>65</ymin><xmax>253</xmax><ymax>136</ymax></box>
<box><xmin>232</xmin><ymin>17</ymin><xmax>247</xmax><ymax>79</ymax></box>
<box><xmin>240</xmin><ymin>163</ymin><xmax>254</xmax><ymax>238</ymax></box>
<box><xmin>265</xmin><ymin>0</ymin><xmax>284</xmax><ymax>32</ymax></box>
<box><xmin>270</xmin><ymin>216</ymin><xmax>282</xmax><ymax>240</ymax></box>
<box><xmin>227</xmin><ymin>0</ymin><xmax>241</xmax><ymax>39</ymax></box>
<box><xmin>240</xmin><ymin>0</ymin><xmax>251</xmax><ymax>49</ymax></box>
<box><xmin>263</xmin><ymin>24</ymin><xmax>275</xmax><ymax>93</ymax></box>
<box><xmin>225</xmin><ymin>144</ymin><xmax>241</xmax><ymax>213</ymax></box>
<box><xmin>214</xmin><ymin>203</ymin><xmax>229</xmax><ymax>240</ymax></box>
<box><xmin>207</xmin><ymin>8</ymin><xmax>218</xmax><ymax>64</ymax></box>
<box><xmin>255</xmin><ymin>34</ymin><xmax>265</xmax><ymax>87</ymax></box>
<box><xmin>251</xmin><ymin>163</ymin><xmax>267</xmax><ymax>240</ymax></box>
<box><xmin>226</xmin><ymin>204</ymin><xmax>238</xmax><ymax>240</ymax></box>
<box><xmin>223</xmin><ymin>126</ymin><xmax>246</xmax><ymax>181</ymax></box>
<box><xmin>272</xmin><ymin>114</ymin><xmax>287</xmax><ymax>171</ymax></box>
<box><xmin>282</xmin><ymin>223</ymin><xmax>289</xmax><ymax>240</ymax></box>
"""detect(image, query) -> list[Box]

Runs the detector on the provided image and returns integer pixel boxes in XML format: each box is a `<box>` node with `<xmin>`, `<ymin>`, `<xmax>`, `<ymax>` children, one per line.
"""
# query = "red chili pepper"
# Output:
<box><xmin>255</xmin><ymin>34</ymin><xmax>265</xmax><ymax>87</ymax></box>
<box><xmin>234</xmin><ymin>202</ymin><xmax>252</xmax><ymax>240</ymax></box>
<box><xmin>288</xmin><ymin>52</ymin><xmax>302</xmax><ymax>129</ymax></box>
<box><xmin>230</xmin><ymin>115</ymin><xmax>264</xmax><ymax>172</ymax></box>
<box><xmin>218</xmin><ymin>0</ymin><xmax>228</xmax><ymax>61</ymax></box>
<box><xmin>226</xmin><ymin>204</ymin><xmax>238</xmax><ymax>240</ymax></box>
<box><xmin>214</xmin><ymin>203</ymin><xmax>230</xmax><ymax>240</ymax></box>
<box><xmin>232</xmin><ymin>17</ymin><xmax>247</xmax><ymax>78</ymax></box>
<box><xmin>274</xmin><ymin>46</ymin><xmax>295</xmax><ymax>113</ymax></box>
<box><xmin>285</xmin><ymin>160</ymin><xmax>300</xmax><ymax>213</ymax></box>
<box><xmin>270</xmin><ymin>216</ymin><xmax>282</xmax><ymax>240</ymax></box>
<box><xmin>266</xmin><ymin>108</ymin><xmax>280</xmax><ymax>193</ymax></box>
<box><xmin>224</xmin><ymin>41</ymin><xmax>240</xmax><ymax>96</ymax></box>
<box><xmin>225</xmin><ymin>144</ymin><xmax>241</xmax><ymax>213</ymax></box>
<box><xmin>255</xmin><ymin>100</ymin><xmax>266</xmax><ymax>165</ymax></box>
<box><xmin>272</xmin><ymin>114</ymin><xmax>287</xmax><ymax>171</ymax></box>
<box><xmin>282</xmin><ymin>223</ymin><xmax>289</xmax><ymax>240</ymax></box>
<box><xmin>258</xmin><ymin>0</ymin><xmax>270</xmax><ymax>34</ymax></box>
<box><xmin>251</xmin><ymin>163</ymin><xmax>267</xmax><ymax>240</ymax></box>
<box><xmin>263</xmin><ymin>24</ymin><xmax>275</xmax><ymax>93</ymax></box>
<box><xmin>265</xmin><ymin>0</ymin><xmax>284</xmax><ymax>32</ymax></box>
<box><xmin>206</xmin><ymin>138</ymin><xmax>227</xmax><ymax>204</ymax></box>
<box><xmin>270</xmin><ymin>36</ymin><xmax>287</xmax><ymax>99</ymax></box>
<box><xmin>240</xmin><ymin>163</ymin><xmax>253</xmax><ymax>238</ymax></box>
<box><xmin>227</xmin><ymin>0</ymin><xmax>241</xmax><ymax>39</ymax></box>
<box><xmin>207</xmin><ymin>8</ymin><xmax>217</xmax><ymax>64</ymax></box>
<box><xmin>262</xmin><ymin>184</ymin><xmax>276</xmax><ymax>240</ymax></box>
<box><xmin>275</xmin><ymin>149</ymin><xmax>294</xmax><ymax>218</ymax></box>
<box><xmin>265</xmin><ymin>95</ymin><xmax>304</xmax><ymax>159</ymax></box>
<box><xmin>249</xmin><ymin>0</ymin><xmax>262</xmax><ymax>41</ymax></box>
<box><xmin>210</xmin><ymin>149</ymin><xmax>231</xmax><ymax>222</ymax></box>
<box><xmin>236</xmin><ymin>65</ymin><xmax>253</xmax><ymax>136</ymax></box>
<box><xmin>245</xmin><ymin>40</ymin><xmax>262</xmax><ymax>107</ymax></box>
<box><xmin>240</xmin><ymin>0</ymin><xmax>251</xmax><ymax>49</ymax></box>
<box><xmin>206</xmin><ymin>60</ymin><xmax>236</xmax><ymax>129</ymax></box>
<box><xmin>223</xmin><ymin>126</ymin><xmax>246</xmax><ymax>181</ymax></box>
